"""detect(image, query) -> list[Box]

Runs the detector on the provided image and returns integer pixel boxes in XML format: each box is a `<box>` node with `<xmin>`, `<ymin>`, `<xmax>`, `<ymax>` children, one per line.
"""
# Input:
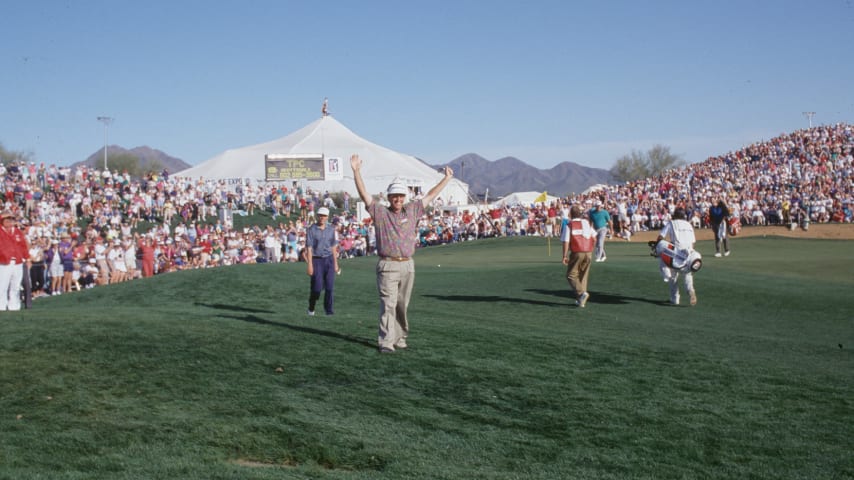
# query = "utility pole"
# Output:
<box><xmin>802</xmin><ymin>111</ymin><xmax>816</xmax><ymax>129</ymax></box>
<box><xmin>96</xmin><ymin>116</ymin><xmax>114</xmax><ymax>170</ymax></box>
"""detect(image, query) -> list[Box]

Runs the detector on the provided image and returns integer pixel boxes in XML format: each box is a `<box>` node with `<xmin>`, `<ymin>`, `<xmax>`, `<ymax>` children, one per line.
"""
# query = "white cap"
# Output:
<box><xmin>317</xmin><ymin>207</ymin><xmax>330</xmax><ymax>216</ymax></box>
<box><xmin>387</xmin><ymin>182</ymin><xmax>408</xmax><ymax>196</ymax></box>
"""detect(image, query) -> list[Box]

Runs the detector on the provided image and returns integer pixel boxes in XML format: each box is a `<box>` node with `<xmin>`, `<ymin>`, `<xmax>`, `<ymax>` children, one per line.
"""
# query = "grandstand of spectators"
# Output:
<box><xmin>3</xmin><ymin>123</ymin><xmax>851</xmax><ymax>298</ymax></box>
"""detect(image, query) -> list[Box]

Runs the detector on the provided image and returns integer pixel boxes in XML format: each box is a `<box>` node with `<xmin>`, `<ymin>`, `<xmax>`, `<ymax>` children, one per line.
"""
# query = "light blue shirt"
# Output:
<box><xmin>306</xmin><ymin>224</ymin><xmax>337</xmax><ymax>258</ymax></box>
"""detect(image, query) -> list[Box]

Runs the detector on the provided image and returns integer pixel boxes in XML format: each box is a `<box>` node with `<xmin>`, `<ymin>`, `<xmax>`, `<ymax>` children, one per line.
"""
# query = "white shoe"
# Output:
<box><xmin>714</xmin><ymin>253</ymin><xmax>722</xmax><ymax>257</ymax></box>
<box><xmin>307</xmin><ymin>309</ymin><xmax>315</xmax><ymax>316</ymax></box>
<box><xmin>601</xmin><ymin>256</ymin><xmax>606</xmax><ymax>262</ymax></box>
<box><xmin>724</xmin><ymin>251</ymin><xmax>731</xmax><ymax>257</ymax></box>
<box><xmin>578</xmin><ymin>292</ymin><xmax>590</xmax><ymax>308</ymax></box>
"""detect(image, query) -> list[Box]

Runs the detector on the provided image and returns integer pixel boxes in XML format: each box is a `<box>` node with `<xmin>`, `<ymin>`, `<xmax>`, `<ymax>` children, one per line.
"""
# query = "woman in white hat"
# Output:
<box><xmin>108</xmin><ymin>239</ymin><xmax>127</xmax><ymax>283</ymax></box>
<box><xmin>46</xmin><ymin>239</ymin><xmax>63</xmax><ymax>295</ymax></box>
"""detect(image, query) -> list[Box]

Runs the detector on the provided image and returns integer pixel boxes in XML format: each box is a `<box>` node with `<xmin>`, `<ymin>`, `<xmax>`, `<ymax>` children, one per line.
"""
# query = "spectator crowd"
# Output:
<box><xmin>3</xmin><ymin>123</ymin><xmax>852</xmax><ymax>299</ymax></box>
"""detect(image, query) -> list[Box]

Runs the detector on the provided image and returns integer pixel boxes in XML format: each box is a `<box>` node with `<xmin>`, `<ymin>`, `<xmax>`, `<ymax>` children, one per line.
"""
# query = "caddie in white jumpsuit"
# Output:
<box><xmin>657</xmin><ymin>207</ymin><xmax>697</xmax><ymax>306</ymax></box>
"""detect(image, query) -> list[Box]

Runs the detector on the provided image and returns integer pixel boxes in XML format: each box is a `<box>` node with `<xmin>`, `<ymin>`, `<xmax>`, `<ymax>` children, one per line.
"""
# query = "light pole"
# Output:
<box><xmin>96</xmin><ymin>116</ymin><xmax>114</xmax><ymax>170</ymax></box>
<box><xmin>802</xmin><ymin>111</ymin><xmax>816</xmax><ymax>129</ymax></box>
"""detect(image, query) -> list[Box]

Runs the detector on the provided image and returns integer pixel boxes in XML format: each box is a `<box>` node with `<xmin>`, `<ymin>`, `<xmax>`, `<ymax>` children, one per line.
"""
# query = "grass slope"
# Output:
<box><xmin>1</xmin><ymin>236</ymin><xmax>852</xmax><ymax>479</ymax></box>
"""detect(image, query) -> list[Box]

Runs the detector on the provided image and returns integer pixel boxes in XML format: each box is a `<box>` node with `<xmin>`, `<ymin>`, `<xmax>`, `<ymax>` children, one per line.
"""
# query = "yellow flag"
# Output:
<box><xmin>534</xmin><ymin>191</ymin><xmax>548</xmax><ymax>203</ymax></box>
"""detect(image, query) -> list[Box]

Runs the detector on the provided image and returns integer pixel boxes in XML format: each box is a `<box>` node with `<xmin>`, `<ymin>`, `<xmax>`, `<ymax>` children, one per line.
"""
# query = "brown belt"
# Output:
<box><xmin>381</xmin><ymin>256</ymin><xmax>411</xmax><ymax>262</ymax></box>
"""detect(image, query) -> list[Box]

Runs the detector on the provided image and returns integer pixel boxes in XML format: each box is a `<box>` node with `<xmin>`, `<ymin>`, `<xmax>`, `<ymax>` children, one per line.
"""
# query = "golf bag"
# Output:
<box><xmin>727</xmin><ymin>216</ymin><xmax>741</xmax><ymax>236</ymax></box>
<box><xmin>648</xmin><ymin>240</ymin><xmax>703</xmax><ymax>274</ymax></box>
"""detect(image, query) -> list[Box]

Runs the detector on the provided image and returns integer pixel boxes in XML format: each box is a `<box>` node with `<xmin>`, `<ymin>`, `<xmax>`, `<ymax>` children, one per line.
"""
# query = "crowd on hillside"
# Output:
<box><xmin>2</xmin><ymin>123</ymin><xmax>852</xmax><ymax>298</ymax></box>
<box><xmin>592</xmin><ymin>122</ymin><xmax>854</xmax><ymax>236</ymax></box>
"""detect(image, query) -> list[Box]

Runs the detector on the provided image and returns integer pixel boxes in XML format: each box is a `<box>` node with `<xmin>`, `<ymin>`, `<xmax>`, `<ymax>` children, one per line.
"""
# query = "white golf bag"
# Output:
<box><xmin>648</xmin><ymin>240</ymin><xmax>703</xmax><ymax>274</ymax></box>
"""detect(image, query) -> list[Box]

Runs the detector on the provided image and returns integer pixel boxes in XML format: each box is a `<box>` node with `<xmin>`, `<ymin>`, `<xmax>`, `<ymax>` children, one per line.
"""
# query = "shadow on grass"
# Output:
<box><xmin>219</xmin><ymin>313</ymin><xmax>376</xmax><ymax>349</ymax></box>
<box><xmin>196</xmin><ymin>302</ymin><xmax>275</xmax><ymax>314</ymax></box>
<box><xmin>525</xmin><ymin>289</ymin><xmax>670</xmax><ymax>306</ymax></box>
<box><xmin>422</xmin><ymin>294</ymin><xmax>565</xmax><ymax>307</ymax></box>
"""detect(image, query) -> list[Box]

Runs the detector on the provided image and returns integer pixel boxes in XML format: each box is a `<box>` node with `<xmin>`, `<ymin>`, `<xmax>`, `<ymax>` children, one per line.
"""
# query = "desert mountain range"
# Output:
<box><xmin>75</xmin><ymin>146</ymin><xmax>612</xmax><ymax>196</ymax></box>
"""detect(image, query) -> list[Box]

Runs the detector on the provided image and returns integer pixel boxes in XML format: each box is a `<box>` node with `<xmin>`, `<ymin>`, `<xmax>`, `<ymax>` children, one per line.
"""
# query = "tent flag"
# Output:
<box><xmin>534</xmin><ymin>191</ymin><xmax>548</xmax><ymax>203</ymax></box>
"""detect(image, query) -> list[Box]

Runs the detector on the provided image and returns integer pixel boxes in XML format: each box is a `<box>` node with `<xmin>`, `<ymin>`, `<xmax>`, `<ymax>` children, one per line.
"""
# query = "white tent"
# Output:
<box><xmin>175</xmin><ymin>115</ymin><xmax>470</xmax><ymax>205</ymax></box>
<box><xmin>495</xmin><ymin>191</ymin><xmax>560</xmax><ymax>207</ymax></box>
<box><xmin>582</xmin><ymin>183</ymin><xmax>608</xmax><ymax>195</ymax></box>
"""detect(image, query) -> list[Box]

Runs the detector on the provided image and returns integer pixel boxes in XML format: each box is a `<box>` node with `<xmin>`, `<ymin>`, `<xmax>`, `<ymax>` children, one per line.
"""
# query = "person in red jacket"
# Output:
<box><xmin>138</xmin><ymin>235</ymin><xmax>156</xmax><ymax>277</ymax></box>
<box><xmin>560</xmin><ymin>204</ymin><xmax>596</xmax><ymax>308</ymax></box>
<box><xmin>0</xmin><ymin>210</ymin><xmax>30</xmax><ymax>311</ymax></box>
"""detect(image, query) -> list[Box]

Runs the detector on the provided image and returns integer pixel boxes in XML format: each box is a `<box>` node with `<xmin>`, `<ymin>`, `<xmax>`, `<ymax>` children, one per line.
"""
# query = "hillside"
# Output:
<box><xmin>74</xmin><ymin>145</ymin><xmax>191</xmax><ymax>175</ymax></box>
<box><xmin>433</xmin><ymin>153</ymin><xmax>613</xmax><ymax>198</ymax></box>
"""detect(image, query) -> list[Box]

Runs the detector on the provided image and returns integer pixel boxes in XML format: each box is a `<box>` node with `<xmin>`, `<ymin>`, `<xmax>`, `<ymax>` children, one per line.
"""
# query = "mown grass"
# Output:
<box><xmin>1</xmin><ymin>236</ymin><xmax>852</xmax><ymax>479</ymax></box>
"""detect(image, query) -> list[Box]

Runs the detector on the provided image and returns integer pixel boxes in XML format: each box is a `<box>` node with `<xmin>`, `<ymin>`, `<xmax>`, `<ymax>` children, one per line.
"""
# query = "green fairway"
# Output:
<box><xmin>1</xmin><ymin>236</ymin><xmax>852</xmax><ymax>479</ymax></box>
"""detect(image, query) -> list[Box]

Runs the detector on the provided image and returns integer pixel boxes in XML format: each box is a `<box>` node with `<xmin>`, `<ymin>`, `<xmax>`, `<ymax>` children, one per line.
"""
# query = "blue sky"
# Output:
<box><xmin>3</xmin><ymin>0</ymin><xmax>853</xmax><ymax>171</ymax></box>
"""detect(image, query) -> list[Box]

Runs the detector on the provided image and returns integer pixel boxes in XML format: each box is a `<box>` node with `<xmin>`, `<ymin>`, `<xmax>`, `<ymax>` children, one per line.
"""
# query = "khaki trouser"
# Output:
<box><xmin>97</xmin><ymin>259</ymin><xmax>111</xmax><ymax>285</ymax></box>
<box><xmin>566</xmin><ymin>251</ymin><xmax>592</xmax><ymax>299</ymax></box>
<box><xmin>376</xmin><ymin>258</ymin><xmax>415</xmax><ymax>349</ymax></box>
